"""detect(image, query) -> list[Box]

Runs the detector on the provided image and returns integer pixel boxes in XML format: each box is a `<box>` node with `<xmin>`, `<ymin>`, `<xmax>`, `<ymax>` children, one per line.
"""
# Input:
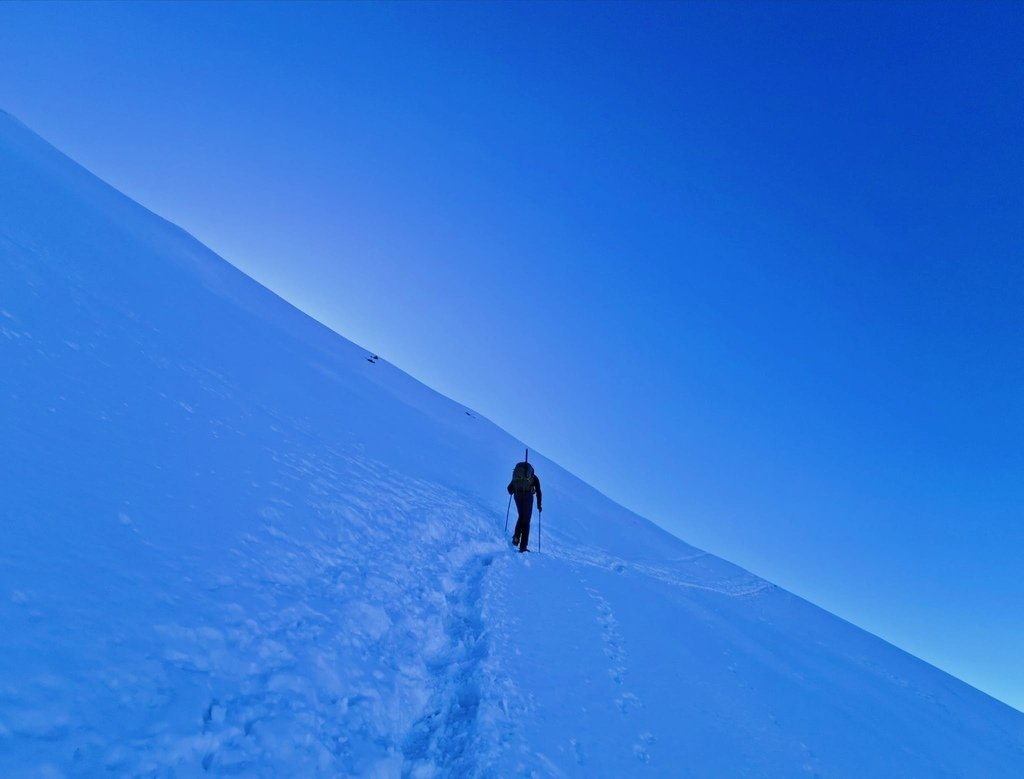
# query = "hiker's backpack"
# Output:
<box><xmin>511</xmin><ymin>461</ymin><xmax>535</xmax><ymax>494</ymax></box>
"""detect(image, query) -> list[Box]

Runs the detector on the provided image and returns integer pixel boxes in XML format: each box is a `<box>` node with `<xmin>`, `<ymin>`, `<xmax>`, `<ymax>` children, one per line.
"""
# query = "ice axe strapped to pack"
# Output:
<box><xmin>511</xmin><ymin>449</ymin><xmax>535</xmax><ymax>494</ymax></box>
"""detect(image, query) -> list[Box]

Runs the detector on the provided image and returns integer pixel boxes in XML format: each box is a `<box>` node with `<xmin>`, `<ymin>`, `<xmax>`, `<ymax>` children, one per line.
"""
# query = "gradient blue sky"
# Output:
<box><xmin>2</xmin><ymin>1</ymin><xmax>1022</xmax><ymax>710</ymax></box>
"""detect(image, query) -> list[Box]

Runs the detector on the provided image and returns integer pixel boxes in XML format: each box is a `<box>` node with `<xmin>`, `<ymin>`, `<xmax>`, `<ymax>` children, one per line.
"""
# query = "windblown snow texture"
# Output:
<box><xmin>2</xmin><ymin>109</ymin><xmax>1022</xmax><ymax>776</ymax></box>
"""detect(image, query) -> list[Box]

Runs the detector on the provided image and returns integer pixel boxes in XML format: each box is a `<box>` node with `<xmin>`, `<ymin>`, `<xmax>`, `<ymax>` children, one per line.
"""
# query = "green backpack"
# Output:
<box><xmin>511</xmin><ymin>461</ymin><xmax>535</xmax><ymax>494</ymax></box>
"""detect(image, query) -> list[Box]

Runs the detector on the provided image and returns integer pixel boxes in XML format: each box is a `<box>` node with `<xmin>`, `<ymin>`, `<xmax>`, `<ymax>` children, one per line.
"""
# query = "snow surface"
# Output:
<box><xmin>1</xmin><ymin>108</ymin><xmax>1022</xmax><ymax>777</ymax></box>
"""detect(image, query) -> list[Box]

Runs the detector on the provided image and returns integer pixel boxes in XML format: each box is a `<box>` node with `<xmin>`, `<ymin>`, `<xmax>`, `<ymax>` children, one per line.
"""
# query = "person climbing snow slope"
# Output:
<box><xmin>508</xmin><ymin>456</ymin><xmax>542</xmax><ymax>552</ymax></box>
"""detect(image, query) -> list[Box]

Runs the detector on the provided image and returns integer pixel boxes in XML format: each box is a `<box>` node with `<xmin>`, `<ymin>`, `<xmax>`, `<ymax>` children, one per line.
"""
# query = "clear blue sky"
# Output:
<box><xmin>2</xmin><ymin>1</ymin><xmax>1022</xmax><ymax>711</ymax></box>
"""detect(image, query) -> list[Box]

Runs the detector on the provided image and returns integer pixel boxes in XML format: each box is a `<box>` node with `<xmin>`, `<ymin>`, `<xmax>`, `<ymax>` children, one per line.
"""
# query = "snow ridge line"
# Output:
<box><xmin>402</xmin><ymin>550</ymin><xmax>496</xmax><ymax>778</ymax></box>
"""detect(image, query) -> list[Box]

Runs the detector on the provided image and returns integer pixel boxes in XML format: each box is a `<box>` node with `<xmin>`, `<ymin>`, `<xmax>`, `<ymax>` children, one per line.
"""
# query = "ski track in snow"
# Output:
<box><xmin>35</xmin><ymin>445</ymin><xmax>516</xmax><ymax>777</ymax></box>
<box><xmin>583</xmin><ymin>587</ymin><xmax>655</xmax><ymax>764</ymax></box>
<box><xmin>551</xmin><ymin>543</ymin><xmax>774</xmax><ymax>599</ymax></box>
<box><xmin>401</xmin><ymin>550</ymin><xmax>494</xmax><ymax>777</ymax></box>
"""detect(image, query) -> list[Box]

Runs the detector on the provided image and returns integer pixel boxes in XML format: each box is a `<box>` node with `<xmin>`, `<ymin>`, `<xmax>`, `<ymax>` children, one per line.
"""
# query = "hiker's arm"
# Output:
<box><xmin>534</xmin><ymin>476</ymin><xmax>542</xmax><ymax>510</ymax></box>
<box><xmin>507</xmin><ymin>481</ymin><xmax>514</xmax><ymax>495</ymax></box>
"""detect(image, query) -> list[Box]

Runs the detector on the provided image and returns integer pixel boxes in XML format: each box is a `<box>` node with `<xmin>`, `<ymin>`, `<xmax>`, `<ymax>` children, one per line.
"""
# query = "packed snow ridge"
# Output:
<box><xmin>2</xmin><ymin>109</ymin><xmax>1022</xmax><ymax>777</ymax></box>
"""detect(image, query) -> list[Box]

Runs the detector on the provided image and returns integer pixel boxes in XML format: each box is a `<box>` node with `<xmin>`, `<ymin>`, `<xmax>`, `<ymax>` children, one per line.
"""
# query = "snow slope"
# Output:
<box><xmin>1</xmin><ymin>109</ymin><xmax>1022</xmax><ymax>777</ymax></box>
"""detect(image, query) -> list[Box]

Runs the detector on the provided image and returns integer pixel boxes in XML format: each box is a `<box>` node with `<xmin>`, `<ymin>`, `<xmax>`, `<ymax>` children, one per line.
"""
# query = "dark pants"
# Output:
<box><xmin>512</xmin><ymin>491</ymin><xmax>534</xmax><ymax>551</ymax></box>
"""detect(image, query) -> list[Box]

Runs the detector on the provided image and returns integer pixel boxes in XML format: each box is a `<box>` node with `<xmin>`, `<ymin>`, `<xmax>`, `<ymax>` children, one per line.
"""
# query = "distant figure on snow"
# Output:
<box><xmin>508</xmin><ymin>457</ymin><xmax>542</xmax><ymax>552</ymax></box>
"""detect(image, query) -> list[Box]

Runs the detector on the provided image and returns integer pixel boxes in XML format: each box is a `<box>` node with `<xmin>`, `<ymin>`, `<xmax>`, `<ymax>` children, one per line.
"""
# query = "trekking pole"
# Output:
<box><xmin>538</xmin><ymin>506</ymin><xmax>541</xmax><ymax>553</ymax></box>
<box><xmin>504</xmin><ymin>493</ymin><xmax>512</xmax><ymax>533</ymax></box>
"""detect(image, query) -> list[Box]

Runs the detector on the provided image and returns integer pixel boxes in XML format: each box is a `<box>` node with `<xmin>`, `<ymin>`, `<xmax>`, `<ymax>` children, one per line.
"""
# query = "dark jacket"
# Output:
<box><xmin>507</xmin><ymin>472</ymin><xmax>542</xmax><ymax>511</ymax></box>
